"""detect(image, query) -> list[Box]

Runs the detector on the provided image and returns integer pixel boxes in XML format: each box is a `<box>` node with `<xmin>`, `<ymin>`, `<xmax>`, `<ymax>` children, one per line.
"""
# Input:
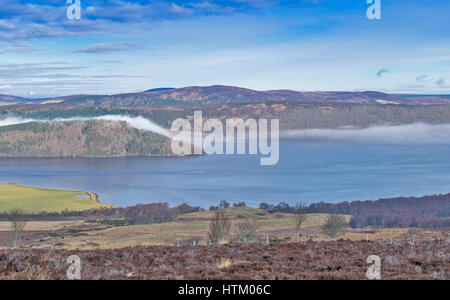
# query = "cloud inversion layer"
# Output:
<box><xmin>281</xmin><ymin>123</ymin><xmax>450</xmax><ymax>144</ymax></box>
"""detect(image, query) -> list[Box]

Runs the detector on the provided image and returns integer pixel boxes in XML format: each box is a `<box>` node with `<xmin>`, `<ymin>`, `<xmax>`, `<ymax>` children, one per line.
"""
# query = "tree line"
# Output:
<box><xmin>0</xmin><ymin>202</ymin><xmax>202</xmax><ymax>225</ymax></box>
<box><xmin>260</xmin><ymin>193</ymin><xmax>450</xmax><ymax>229</ymax></box>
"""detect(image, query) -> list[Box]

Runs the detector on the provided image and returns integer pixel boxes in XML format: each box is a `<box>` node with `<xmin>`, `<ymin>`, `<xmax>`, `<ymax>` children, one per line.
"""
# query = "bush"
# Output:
<box><xmin>259</xmin><ymin>203</ymin><xmax>273</xmax><ymax>210</ymax></box>
<box><xmin>208</xmin><ymin>210</ymin><xmax>231</xmax><ymax>243</ymax></box>
<box><xmin>218</xmin><ymin>201</ymin><xmax>230</xmax><ymax>210</ymax></box>
<box><xmin>321</xmin><ymin>214</ymin><xmax>348</xmax><ymax>239</ymax></box>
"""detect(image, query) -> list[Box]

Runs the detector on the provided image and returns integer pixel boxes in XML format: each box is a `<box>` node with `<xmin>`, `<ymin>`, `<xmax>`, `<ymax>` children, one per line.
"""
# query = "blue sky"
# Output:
<box><xmin>0</xmin><ymin>0</ymin><xmax>449</xmax><ymax>97</ymax></box>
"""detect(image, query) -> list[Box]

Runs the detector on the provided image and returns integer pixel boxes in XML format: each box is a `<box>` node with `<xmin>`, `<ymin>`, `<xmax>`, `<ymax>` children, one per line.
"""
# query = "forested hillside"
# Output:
<box><xmin>0</xmin><ymin>121</ymin><xmax>173</xmax><ymax>157</ymax></box>
<box><xmin>2</xmin><ymin>101</ymin><xmax>450</xmax><ymax>157</ymax></box>
<box><xmin>4</xmin><ymin>102</ymin><xmax>450</xmax><ymax>130</ymax></box>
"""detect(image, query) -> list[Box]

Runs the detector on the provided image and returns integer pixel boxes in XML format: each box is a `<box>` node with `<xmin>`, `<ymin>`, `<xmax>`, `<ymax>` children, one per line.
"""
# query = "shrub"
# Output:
<box><xmin>218</xmin><ymin>201</ymin><xmax>230</xmax><ymax>210</ymax></box>
<box><xmin>9</xmin><ymin>209</ymin><xmax>27</xmax><ymax>249</ymax></box>
<box><xmin>208</xmin><ymin>210</ymin><xmax>231</xmax><ymax>243</ymax></box>
<box><xmin>321</xmin><ymin>214</ymin><xmax>348</xmax><ymax>239</ymax></box>
<box><xmin>294</xmin><ymin>203</ymin><xmax>307</xmax><ymax>242</ymax></box>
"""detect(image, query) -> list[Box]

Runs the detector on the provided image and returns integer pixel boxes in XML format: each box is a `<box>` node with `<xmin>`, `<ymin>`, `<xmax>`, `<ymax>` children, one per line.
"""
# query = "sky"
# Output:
<box><xmin>0</xmin><ymin>0</ymin><xmax>449</xmax><ymax>98</ymax></box>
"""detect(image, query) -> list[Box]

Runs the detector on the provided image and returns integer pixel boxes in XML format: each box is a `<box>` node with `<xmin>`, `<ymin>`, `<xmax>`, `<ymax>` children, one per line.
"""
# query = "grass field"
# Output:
<box><xmin>1</xmin><ymin>207</ymin><xmax>351</xmax><ymax>249</ymax></box>
<box><xmin>0</xmin><ymin>183</ymin><xmax>111</xmax><ymax>213</ymax></box>
<box><xmin>0</xmin><ymin>205</ymin><xmax>446</xmax><ymax>250</ymax></box>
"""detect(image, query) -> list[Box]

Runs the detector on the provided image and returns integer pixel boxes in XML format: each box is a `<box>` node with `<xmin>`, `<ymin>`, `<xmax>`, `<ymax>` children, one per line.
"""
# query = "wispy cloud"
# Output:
<box><xmin>416</xmin><ymin>75</ymin><xmax>427</xmax><ymax>82</ymax></box>
<box><xmin>0</xmin><ymin>62</ymin><xmax>88</xmax><ymax>78</ymax></box>
<box><xmin>1</xmin><ymin>0</ymin><xmax>450</xmax><ymax>96</ymax></box>
<box><xmin>0</xmin><ymin>20</ymin><xmax>16</xmax><ymax>30</ymax></box>
<box><xmin>100</xmin><ymin>60</ymin><xmax>122</xmax><ymax>64</ymax></box>
<box><xmin>376</xmin><ymin>69</ymin><xmax>389</xmax><ymax>77</ymax></box>
<box><xmin>0</xmin><ymin>41</ymin><xmax>36</xmax><ymax>53</ymax></box>
<box><xmin>0</xmin><ymin>0</ymin><xmax>264</xmax><ymax>43</ymax></box>
<box><xmin>436</xmin><ymin>78</ymin><xmax>446</xmax><ymax>86</ymax></box>
<box><xmin>75</xmin><ymin>42</ymin><xmax>136</xmax><ymax>54</ymax></box>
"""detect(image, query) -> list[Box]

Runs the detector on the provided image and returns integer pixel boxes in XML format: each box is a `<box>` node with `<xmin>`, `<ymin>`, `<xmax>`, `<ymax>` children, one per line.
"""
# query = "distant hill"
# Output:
<box><xmin>53</xmin><ymin>85</ymin><xmax>450</xmax><ymax>107</ymax></box>
<box><xmin>0</xmin><ymin>94</ymin><xmax>31</xmax><ymax>105</ymax></box>
<box><xmin>3</xmin><ymin>86</ymin><xmax>450</xmax><ymax>107</ymax></box>
<box><xmin>0</xmin><ymin>94</ymin><xmax>95</xmax><ymax>106</ymax></box>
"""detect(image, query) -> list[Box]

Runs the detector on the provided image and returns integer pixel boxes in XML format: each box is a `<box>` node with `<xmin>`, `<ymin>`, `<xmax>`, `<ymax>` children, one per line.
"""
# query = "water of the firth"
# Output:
<box><xmin>1</xmin><ymin>140</ymin><xmax>450</xmax><ymax>208</ymax></box>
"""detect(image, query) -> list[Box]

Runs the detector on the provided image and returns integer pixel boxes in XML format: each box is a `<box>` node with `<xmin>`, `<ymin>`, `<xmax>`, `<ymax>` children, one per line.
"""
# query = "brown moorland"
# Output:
<box><xmin>0</xmin><ymin>238</ymin><xmax>448</xmax><ymax>280</ymax></box>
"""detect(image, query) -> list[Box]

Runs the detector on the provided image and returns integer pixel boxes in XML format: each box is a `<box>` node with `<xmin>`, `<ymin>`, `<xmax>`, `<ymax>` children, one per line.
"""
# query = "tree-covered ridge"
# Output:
<box><xmin>0</xmin><ymin>121</ymin><xmax>173</xmax><ymax>157</ymax></box>
<box><xmin>2</xmin><ymin>101</ymin><xmax>450</xmax><ymax>158</ymax></box>
<box><xmin>261</xmin><ymin>193</ymin><xmax>450</xmax><ymax>229</ymax></box>
<box><xmin>4</xmin><ymin>101</ymin><xmax>450</xmax><ymax>130</ymax></box>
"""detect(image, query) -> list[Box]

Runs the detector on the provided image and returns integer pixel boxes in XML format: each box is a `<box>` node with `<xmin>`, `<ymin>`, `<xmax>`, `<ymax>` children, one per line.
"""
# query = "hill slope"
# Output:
<box><xmin>0</xmin><ymin>120</ymin><xmax>173</xmax><ymax>157</ymax></box>
<box><xmin>53</xmin><ymin>86</ymin><xmax>450</xmax><ymax>107</ymax></box>
<box><xmin>0</xmin><ymin>94</ymin><xmax>31</xmax><ymax>105</ymax></box>
<box><xmin>4</xmin><ymin>86</ymin><xmax>450</xmax><ymax>107</ymax></box>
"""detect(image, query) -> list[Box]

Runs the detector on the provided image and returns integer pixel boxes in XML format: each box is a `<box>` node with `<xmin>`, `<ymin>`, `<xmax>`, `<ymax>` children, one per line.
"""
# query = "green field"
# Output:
<box><xmin>0</xmin><ymin>183</ymin><xmax>111</xmax><ymax>213</ymax></box>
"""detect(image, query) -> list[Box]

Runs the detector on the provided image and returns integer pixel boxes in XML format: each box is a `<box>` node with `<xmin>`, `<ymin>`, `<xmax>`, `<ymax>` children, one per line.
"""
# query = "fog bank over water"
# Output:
<box><xmin>0</xmin><ymin>116</ymin><xmax>36</xmax><ymax>127</ymax></box>
<box><xmin>281</xmin><ymin>123</ymin><xmax>450</xmax><ymax>144</ymax></box>
<box><xmin>2</xmin><ymin>115</ymin><xmax>450</xmax><ymax>144</ymax></box>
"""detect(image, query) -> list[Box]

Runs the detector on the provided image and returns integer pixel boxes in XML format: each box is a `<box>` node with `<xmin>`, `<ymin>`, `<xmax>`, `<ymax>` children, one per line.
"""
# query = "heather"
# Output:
<box><xmin>1</xmin><ymin>238</ymin><xmax>448</xmax><ymax>280</ymax></box>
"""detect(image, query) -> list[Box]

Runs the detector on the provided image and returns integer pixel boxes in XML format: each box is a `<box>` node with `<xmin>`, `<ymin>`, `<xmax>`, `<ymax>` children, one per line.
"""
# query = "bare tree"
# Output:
<box><xmin>9</xmin><ymin>209</ymin><xmax>27</xmax><ymax>249</ymax></box>
<box><xmin>321</xmin><ymin>214</ymin><xmax>347</xmax><ymax>239</ymax></box>
<box><xmin>235</xmin><ymin>217</ymin><xmax>258</xmax><ymax>243</ymax></box>
<box><xmin>294</xmin><ymin>203</ymin><xmax>308</xmax><ymax>242</ymax></box>
<box><xmin>208</xmin><ymin>210</ymin><xmax>231</xmax><ymax>243</ymax></box>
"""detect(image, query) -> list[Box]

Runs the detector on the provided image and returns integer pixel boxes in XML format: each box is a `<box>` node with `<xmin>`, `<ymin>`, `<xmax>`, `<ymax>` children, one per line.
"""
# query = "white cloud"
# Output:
<box><xmin>415</xmin><ymin>75</ymin><xmax>427</xmax><ymax>82</ymax></box>
<box><xmin>0</xmin><ymin>20</ymin><xmax>16</xmax><ymax>30</ymax></box>
<box><xmin>75</xmin><ymin>42</ymin><xmax>136</xmax><ymax>54</ymax></box>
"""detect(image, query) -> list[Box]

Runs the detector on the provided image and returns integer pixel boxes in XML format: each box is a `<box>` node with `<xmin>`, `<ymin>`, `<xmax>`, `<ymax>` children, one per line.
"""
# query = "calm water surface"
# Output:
<box><xmin>1</xmin><ymin>140</ymin><xmax>450</xmax><ymax>208</ymax></box>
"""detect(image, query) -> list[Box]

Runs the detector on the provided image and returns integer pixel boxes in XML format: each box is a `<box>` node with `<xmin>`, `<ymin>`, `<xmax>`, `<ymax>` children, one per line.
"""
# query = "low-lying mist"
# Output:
<box><xmin>0</xmin><ymin>116</ymin><xmax>36</xmax><ymax>127</ymax></box>
<box><xmin>281</xmin><ymin>123</ymin><xmax>450</xmax><ymax>144</ymax></box>
<box><xmin>2</xmin><ymin>115</ymin><xmax>450</xmax><ymax>144</ymax></box>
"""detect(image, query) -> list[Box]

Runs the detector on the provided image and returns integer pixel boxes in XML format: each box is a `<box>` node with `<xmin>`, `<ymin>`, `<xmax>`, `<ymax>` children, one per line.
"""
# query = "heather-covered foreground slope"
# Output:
<box><xmin>0</xmin><ymin>239</ymin><xmax>448</xmax><ymax>280</ymax></box>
